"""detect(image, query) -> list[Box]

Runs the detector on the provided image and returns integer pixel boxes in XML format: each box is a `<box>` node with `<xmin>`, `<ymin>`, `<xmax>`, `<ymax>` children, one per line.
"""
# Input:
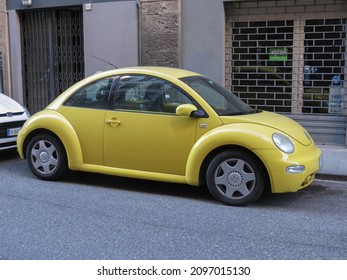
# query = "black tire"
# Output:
<box><xmin>206</xmin><ymin>150</ymin><xmax>265</xmax><ymax>206</ymax></box>
<box><xmin>26</xmin><ymin>133</ymin><xmax>68</xmax><ymax>180</ymax></box>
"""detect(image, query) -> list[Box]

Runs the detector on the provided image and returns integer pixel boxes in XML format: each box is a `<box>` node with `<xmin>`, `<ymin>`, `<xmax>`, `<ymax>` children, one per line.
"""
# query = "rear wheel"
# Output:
<box><xmin>206</xmin><ymin>150</ymin><xmax>265</xmax><ymax>206</ymax></box>
<box><xmin>26</xmin><ymin>134</ymin><xmax>68</xmax><ymax>180</ymax></box>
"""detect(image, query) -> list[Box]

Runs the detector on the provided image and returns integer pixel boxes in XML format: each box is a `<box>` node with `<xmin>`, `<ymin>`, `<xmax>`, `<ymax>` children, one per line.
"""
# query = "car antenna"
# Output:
<box><xmin>91</xmin><ymin>55</ymin><xmax>118</xmax><ymax>69</ymax></box>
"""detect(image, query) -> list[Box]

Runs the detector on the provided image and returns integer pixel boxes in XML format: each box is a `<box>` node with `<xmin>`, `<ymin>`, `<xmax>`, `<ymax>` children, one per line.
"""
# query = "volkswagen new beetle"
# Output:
<box><xmin>17</xmin><ymin>67</ymin><xmax>322</xmax><ymax>206</ymax></box>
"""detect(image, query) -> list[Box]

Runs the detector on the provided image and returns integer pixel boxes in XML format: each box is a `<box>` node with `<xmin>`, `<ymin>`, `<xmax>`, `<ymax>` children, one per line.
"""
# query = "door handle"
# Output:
<box><xmin>106</xmin><ymin>118</ymin><xmax>121</xmax><ymax>127</ymax></box>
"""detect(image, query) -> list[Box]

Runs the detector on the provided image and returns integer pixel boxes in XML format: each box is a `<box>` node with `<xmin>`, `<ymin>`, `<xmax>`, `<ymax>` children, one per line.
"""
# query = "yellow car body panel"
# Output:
<box><xmin>185</xmin><ymin>123</ymin><xmax>274</xmax><ymax>186</ymax></box>
<box><xmin>17</xmin><ymin>110</ymin><xmax>83</xmax><ymax>170</ymax></box>
<box><xmin>103</xmin><ymin>110</ymin><xmax>197</xmax><ymax>175</ymax></box>
<box><xmin>186</xmin><ymin>124</ymin><xmax>321</xmax><ymax>192</ymax></box>
<box><xmin>257</xmin><ymin>142</ymin><xmax>321</xmax><ymax>193</ymax></box>
<box><xmin>220</xmin><ymin>111</ymin><xmax>312</xmax><ymax>146</ymax></box>
<box><xmin>57</xmin><ymin>106</ymin><xmax>106</xmax><ymax>165</ymax></box>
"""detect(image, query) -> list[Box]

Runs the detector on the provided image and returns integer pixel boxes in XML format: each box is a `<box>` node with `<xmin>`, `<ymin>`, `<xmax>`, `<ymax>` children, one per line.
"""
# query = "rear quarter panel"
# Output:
<box><xmin>17</xmin><ymin>110</ymin><xmax>83</xmax><ymax>170</ymax></box>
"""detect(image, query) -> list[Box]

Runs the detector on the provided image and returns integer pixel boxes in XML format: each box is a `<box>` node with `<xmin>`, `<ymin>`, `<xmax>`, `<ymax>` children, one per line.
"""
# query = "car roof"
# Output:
<box><xmin>46</xmin><ymin>67</ymin><xmax>203</xmax><ymax>110</ymax></box>
<box><xmin>93</xmin><ymin>66</ymin><xmax>201</xmax><ymax>80</ymax></box>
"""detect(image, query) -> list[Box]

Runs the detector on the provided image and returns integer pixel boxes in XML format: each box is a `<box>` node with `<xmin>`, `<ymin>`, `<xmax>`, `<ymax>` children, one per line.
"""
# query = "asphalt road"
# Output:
<box><xmin>1</xmin><ymin>150</ymin><xmax>346</xmax><ymax>260</ymax></box>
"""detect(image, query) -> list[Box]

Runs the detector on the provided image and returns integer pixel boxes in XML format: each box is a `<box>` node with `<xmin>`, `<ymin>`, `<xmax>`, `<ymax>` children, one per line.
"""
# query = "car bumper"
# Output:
<box><xmin>0</xmin><ymin>136</ymin><xmax>17</xmax><ymax>151</ymax></box>
<box><xmin>256</xmin><ymin>144</ymin><xmax>322</xmax><ymax>193</ymax></box>
<box><xmin>1</xmin><ymin>118</ymin><xmax>28</xmax><ymax>151</ymax></box>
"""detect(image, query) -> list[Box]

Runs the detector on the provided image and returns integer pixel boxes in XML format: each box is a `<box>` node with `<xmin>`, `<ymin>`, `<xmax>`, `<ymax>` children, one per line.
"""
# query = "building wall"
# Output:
<box><xmin>0</xmin><ymin>0</ymin><xmax>10</xmax><ymax>96</ymax></box>
<box><xmin>225</xmin><ymin>0</ymin><xmax>346</xmax><ymax>109</ymax></box>
<box><xmin>7</xmin><ymin>0</ymin><xmax>138</xmax><ymax>105</ymax></box>
<box><xmin>180</xmin><ymin>0</ymin><xmax>347</xmax><ymax>146</ymax></box>
<box><xmin>83</xmin><ymin>1</ymin><xmax>138</xmax><ymax>76</ymax></box>
<box><xmin>6</xmin><ymin>0</ymin><xmax>181</xmax><ymax>104</ymax></box>
<box><xmin>181</xmin><ymin>0</ymin><xmax>225</xmax><ymax>85</ymax></box>
<box><xmin>224</xmin><ymin>0</ymin><xmax>347</xmax><ymax>145</ymax></box>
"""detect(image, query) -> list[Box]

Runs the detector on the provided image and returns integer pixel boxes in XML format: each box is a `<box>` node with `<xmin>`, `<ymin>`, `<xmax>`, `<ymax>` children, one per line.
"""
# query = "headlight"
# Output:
<box><xmin>272</xmin><ymin>133</ymin><xmax>295</xmax><ymax>154</ymax></box>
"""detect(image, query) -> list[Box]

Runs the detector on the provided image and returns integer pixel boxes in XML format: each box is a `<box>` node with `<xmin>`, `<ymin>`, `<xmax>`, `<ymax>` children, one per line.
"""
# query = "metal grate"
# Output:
<box><xmin>303</xmin><ymin>18</ymin><xmax>346</xmax><ymax>114</ymax></box>
<box><xmin>229</xmin><ymin>18</ymin><xmax>346</xmax><ymax>115</ymax></box>
<box><xmin>52</xmin><ymin>9</ymin><xmax>84</xmax><ymax>96</ymax></box>
<box><xmin>21</xmin><ymin>8</ymin><xmax>84</xmax><ymax>113</ymax></box>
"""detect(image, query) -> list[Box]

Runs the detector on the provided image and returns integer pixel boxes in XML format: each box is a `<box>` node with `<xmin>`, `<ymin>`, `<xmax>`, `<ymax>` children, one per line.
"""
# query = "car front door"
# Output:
<box><xmin>104</xmin><ymin>74</ymin><xmax>198</xmax><ymax>175</ymax></box>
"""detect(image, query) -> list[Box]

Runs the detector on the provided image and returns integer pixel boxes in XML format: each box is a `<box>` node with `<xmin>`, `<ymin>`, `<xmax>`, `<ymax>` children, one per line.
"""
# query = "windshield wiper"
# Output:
<box><xmin>219</xmin><ymin>109</ymin><xmax>259</xmax><ymax>116</ymax></box>
<box><xmin>248</xmin><ymin>109</ymin><xmax>259</xmax><ymax>114</ymax></box>
<box><xmin>219</xmin><ymin>111</ymin><xmax>246</xmax><ymax>116</ymax></box>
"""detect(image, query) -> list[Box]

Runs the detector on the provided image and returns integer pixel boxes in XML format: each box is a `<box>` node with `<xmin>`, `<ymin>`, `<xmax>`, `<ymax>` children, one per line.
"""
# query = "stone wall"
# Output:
<box><xmin>140</xmin><ymin>0</ymin><xmax>181</xmax><ymax>67</ymax></box>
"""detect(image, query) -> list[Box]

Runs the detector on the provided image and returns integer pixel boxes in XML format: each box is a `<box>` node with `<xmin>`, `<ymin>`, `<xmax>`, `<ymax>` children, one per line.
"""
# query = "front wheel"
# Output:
<box><xmin>206</xmin><ymin>150</ymin><xmax>266</xmax><ymax>206</ymax></box>
<box><xmin>26</xmin><ymin>134</ymin><xmax>68</xmax><ymax>180</ymax></box>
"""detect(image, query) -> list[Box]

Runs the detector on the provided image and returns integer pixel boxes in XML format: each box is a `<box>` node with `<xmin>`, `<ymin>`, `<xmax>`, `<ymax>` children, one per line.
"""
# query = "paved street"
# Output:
<box><xmin>0</xmin><ymin>150</ymin><xmax>346</xmax><ymax>260</ymax></box>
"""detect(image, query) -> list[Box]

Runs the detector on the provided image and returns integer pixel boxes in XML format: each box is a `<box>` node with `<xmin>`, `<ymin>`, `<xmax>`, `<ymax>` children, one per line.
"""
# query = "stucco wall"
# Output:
<box><xmin>181</xmin><ymin>0</ymin><xmax>226</xmax><ymax>85</ymax></box>
<box><xmin>83</xmin><ymin>1</ymin><xmax>139</xmax><ymax>76</ymax></box>
<box><xmin>0</xmin><ymin>0</ymin><xmax>10</xmax><ymax>96</ymax></box>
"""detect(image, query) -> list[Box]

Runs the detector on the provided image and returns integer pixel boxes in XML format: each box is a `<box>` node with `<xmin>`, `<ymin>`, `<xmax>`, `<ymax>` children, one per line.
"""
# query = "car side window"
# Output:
<box><xmin>64</xmin><ymin>77</ymin><xmax>115</xmax><ymax>109</ymax></box>
<box><xmin>113</xmin><ymin>74</ymin><xmax>193</xmax><ymax>113</ymax></box>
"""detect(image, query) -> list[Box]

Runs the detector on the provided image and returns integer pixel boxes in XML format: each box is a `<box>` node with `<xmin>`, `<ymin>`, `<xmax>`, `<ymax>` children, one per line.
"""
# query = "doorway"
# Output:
<box><xmin>21</xmin><ymin>7</ymin><xmax>84</xmax><ymax>113</ymax></box>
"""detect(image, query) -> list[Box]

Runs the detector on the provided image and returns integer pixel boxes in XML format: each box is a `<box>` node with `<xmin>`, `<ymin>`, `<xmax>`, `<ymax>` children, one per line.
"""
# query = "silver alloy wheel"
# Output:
<box><xmin>30</xmin><ymin>139</ymin><xmax>59</xmax><ymax>175</ymax></box>
<box><xmin>214</xmin><ymin>158</ymin><xmax>256</xmax><ymax>200</ymax></box>
<box><xmin>26</xmin><ymin>133</ymin><xmax>68</xmax><ymax>180</ymax></box>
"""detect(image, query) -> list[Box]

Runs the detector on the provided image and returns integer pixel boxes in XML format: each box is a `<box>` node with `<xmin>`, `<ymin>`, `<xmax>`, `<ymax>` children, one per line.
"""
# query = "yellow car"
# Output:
<box><xmin>17</xmin><ymin>67</ymin><xmax>322</xmax><ymax>206</ymax></box>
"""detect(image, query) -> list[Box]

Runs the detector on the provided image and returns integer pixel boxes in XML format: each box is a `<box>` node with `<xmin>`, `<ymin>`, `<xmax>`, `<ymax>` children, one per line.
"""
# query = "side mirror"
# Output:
<box><xmin>176</xmin><ymin>104</ymin><xmax>205</xmax><ymax>118</ymax></box>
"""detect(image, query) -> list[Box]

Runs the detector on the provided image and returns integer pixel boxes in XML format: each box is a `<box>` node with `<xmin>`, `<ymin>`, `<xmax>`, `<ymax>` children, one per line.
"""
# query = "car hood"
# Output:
<box><xmin>220</xmin><ymin>111</ymin><xmax>312</xmax><ymax>146</ymax></box>
<box><xmin>0</xmin><ymin>93</ymin><xmax>25</xmax><ymax>114</ymax></box>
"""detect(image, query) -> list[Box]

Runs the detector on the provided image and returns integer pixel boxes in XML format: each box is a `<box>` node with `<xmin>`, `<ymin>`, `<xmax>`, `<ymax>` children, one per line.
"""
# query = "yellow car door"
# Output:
<box><xmin>58</xmin><ymin>76</ymin><xmax>115</xmax><ymax>165</ymax></box>
<box><xmin>104</xmin><ymin>74</ymin><xmax>198</xmax><ymax>175</ymax></box>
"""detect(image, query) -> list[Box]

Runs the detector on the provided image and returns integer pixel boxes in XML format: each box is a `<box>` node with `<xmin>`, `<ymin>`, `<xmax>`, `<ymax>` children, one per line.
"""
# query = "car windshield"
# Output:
<box><xmin>181</xmin><ymin>76</ymin><xmax>256</xmax><ymax>116</ymax></box>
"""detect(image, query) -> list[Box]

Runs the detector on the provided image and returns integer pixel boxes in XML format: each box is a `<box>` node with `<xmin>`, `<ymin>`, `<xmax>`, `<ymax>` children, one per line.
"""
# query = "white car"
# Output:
<box><xmin>0</xmin><ymin>93</ymin><xmax>30</xmax><ymax>151</ymax></box>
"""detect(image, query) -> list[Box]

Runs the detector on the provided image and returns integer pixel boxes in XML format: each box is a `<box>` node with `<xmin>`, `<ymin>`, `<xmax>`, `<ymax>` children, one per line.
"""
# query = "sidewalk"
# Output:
<box><xmin>317</xmin><ymin>145</ymin><xmax>347</xmax><ymax>179</ymax></box>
